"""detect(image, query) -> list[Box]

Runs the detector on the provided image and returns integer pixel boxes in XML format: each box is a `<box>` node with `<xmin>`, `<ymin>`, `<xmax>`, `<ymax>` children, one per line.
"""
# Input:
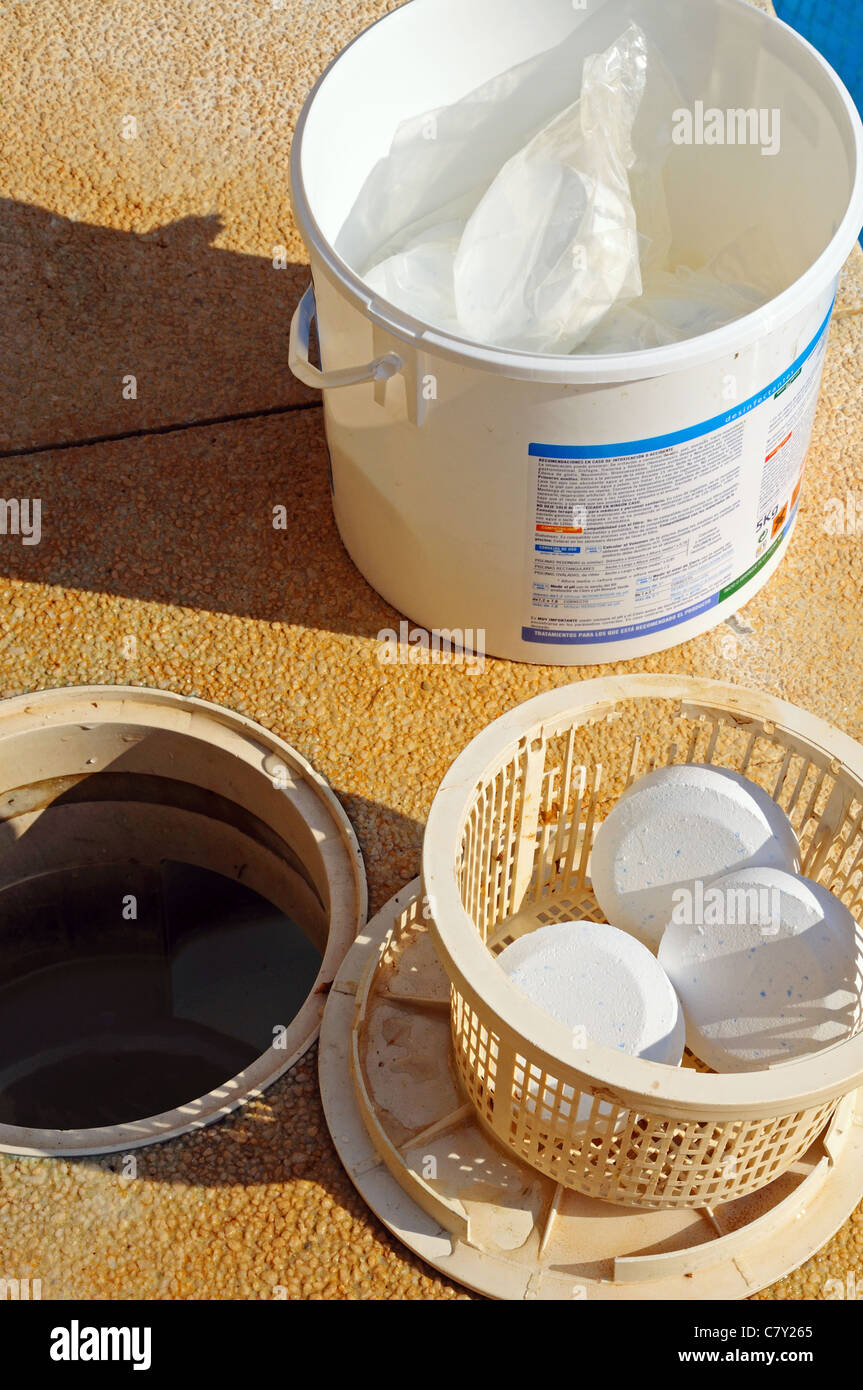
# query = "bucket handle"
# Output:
<box><xmin>289</xmin><ymin>284</ymin><xmax>403</xmax><ymax>391</ymax></box>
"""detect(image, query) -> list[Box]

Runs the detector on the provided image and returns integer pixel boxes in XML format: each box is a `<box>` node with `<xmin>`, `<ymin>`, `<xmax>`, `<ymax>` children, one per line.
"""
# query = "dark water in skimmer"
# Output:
<box><xmin>0</xmin><ymin>860</ymin><xmax>322</xmax><ymax>1129</ymax></box>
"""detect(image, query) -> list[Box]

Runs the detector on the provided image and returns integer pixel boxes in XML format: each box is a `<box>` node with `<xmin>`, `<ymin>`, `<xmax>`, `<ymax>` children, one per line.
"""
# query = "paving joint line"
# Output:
<box><xmin>0</xmin><ymin>398</ymin><xmax>323</xmax><ymax>461</ymax></box>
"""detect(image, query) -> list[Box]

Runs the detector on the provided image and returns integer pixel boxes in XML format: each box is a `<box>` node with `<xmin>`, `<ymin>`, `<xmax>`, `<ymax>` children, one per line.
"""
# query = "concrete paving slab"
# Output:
<box><xmin>0</xmin><ymin>0</ymin><xmax>401</xmax><ymax>450</ymax></box>
<box><xmin>0</xmin><ymin>0</ymin><xmax>861</xmax><ymax>1304</ymax></box>
<box><xmin>0</xmin><ymin>311</ymin><xmax>860</xmax><ymax>1300</ymax></box>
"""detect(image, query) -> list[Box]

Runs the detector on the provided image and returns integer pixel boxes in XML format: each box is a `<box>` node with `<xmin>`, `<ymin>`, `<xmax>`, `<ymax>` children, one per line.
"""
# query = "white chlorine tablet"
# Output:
<box><xmin>658</xmin><ymin>866</ymin><xmax>862</xmax><ymax>1071</ymax></box>
<box><xmin>590</xmin><ymin>764</ymin><xmax>800</xmax><ymax>951</ymax></box>
<box><xmin>498</xmin><ymin>920</ymin><xmax>685</xmax><ymax>1123</ymax></box>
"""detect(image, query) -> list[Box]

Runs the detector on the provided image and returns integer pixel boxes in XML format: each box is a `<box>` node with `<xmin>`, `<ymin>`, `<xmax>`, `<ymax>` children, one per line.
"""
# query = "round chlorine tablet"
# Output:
<box><xmin>498</xmin><ymin>920</ymin><xmax>685</xmax><ymax>1123</ymax></box>
<box><xmin>590</xmin><ymin>764</ymin><xmax>800</xmax><ymax>951</ymax></box>
<box><xmin>658</xmin><ymin>866</ymin><xmax>862</xmax><ymax>1072</ymax></box>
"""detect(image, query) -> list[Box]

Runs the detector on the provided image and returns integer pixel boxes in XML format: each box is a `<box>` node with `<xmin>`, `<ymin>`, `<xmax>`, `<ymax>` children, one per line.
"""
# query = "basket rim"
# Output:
<box><xmin>423</xmin><ymin>674</ymin><xmax>863</xmax><ymax>1120</ymax></box>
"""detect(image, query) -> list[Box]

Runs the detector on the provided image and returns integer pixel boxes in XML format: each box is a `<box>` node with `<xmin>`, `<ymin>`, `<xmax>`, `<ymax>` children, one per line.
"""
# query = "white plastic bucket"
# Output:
<box><xmin>290</xmin><ymin>0</ymin><xmax>863</xmax><ymax>666</ymax></box>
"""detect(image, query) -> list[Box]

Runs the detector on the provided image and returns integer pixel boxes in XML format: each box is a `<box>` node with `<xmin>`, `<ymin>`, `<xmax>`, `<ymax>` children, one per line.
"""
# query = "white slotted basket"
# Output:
<box><xmin>423</xmin><ymin>675</ymin><xmax>863</xmax><ymax>1211</ymax></box>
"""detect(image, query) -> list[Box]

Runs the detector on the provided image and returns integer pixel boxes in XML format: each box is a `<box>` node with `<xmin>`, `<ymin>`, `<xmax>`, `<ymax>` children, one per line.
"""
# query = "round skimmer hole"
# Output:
<box><xmin>0</xmin><ymin>687</ymin><xmax>365</xmax><ymax>1156</ymax></box>
<box><xmin>0</xmin><ymin>860</ymin><xmax>323</xmax><ymax>1130</ymax></box>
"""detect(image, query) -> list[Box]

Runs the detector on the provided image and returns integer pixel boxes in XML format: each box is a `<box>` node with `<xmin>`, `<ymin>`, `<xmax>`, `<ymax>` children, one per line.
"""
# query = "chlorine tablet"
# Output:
<box><xmin>498</xmin><ymin>919</ymin><xmax>685</xmax><ymax>1122</ymax></box>
<box><xmin>590</xmin><ymin>764</ymin><xmax>800</xmax><ymax>951</ymax></box>
<box><xmin>658</xmin><ymin>866</ymin><xmax>861</xmax><ymax>1071</ymax></box>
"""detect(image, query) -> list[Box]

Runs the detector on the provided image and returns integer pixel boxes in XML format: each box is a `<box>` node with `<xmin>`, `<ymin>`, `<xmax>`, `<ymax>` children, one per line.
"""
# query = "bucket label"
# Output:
<box><xmin>522</xmin><ymin>303</ymin><xmax>832</xmax><ymax>646</ymax></box>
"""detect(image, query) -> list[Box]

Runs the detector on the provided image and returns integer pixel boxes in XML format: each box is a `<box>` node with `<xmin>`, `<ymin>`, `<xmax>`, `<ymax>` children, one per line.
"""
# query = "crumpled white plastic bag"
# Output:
<box><xmin>364</xmin><ymin>221</ymin><xmax>463</xmax><ymax>333</ymax></box>
<box><xmin>578</xmin><ymin>224</ymin><xmax>791</xmax><ymax>353</ymax></box>
<box><xmin>362</xmin><ymin>23</ymin><xmax>649</xmax><ymax>352</ymax></box>
<box><xmin>337</xmin><ymin>0</ymin><xmax>647</xmax><ymax>270</ymax></box>
<box><xmin>453</xmin><ymin>23</ymin><xmax>647</xmax><ymax>352</ymax></box>
<box><xmin>579</xmin><ymin>264</ymin><xmax>767</xmax><ymax>353</ymax></box>
<box><xmin>350</xmin><ymin>14</ymin><xmax>784</xmax><ymax>356</ymax></box>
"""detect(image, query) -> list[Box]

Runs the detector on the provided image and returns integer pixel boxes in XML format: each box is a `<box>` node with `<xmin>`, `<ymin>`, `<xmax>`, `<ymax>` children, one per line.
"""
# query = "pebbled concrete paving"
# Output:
<box><xmin>0</xmin><ymin>0</ymin><xmax>402</xmax><ymax>449</ymax></box>
<box><xmin>0</xmin><ymin>307</ymin><xmax>862</xmax><ymax>1298</ymax></box>
<box><xmin>1</xmin><ymin>0</ymin><xmax>859</xmax><ymax>450</ymax></box>
<box><xmin>0</xmin><ymin>0</ymin><xmax>861</xmax><ymax>1301</ymax></box>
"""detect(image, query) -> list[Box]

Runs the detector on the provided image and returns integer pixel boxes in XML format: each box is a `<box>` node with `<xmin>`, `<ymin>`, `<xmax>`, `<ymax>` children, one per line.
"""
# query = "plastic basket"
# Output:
<box><xmin>423</xmin><ymin>675</ymin><xmax>863</xmax><ymax>1210</ymax></box>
